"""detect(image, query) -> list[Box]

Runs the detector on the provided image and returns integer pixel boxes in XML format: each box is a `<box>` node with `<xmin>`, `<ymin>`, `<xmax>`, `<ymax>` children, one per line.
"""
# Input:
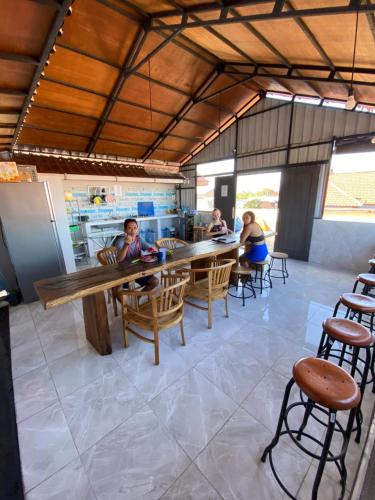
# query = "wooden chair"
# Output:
<box><xmin>97</xmin><ymin>246</ymin><xmax>119</xmax><ymax>316</ymax></box>
<box><xmin>156</xmin><ymin>237</ymin><xmax>190</xmax><ymax>274</ymax></box>
<box><xmin>155</xmin><ymin>237</ymin><xmax>189</xmax><ymax>249</ymax></box>
<box><xmin>177</xmin><ymin>258</ymin><xmax>236</xmax><ymax>329</ymax></box>
<box><xmin>117</xmin><ymin>273</ymin><xmax>190</xmax><ymax>365</ymax></box>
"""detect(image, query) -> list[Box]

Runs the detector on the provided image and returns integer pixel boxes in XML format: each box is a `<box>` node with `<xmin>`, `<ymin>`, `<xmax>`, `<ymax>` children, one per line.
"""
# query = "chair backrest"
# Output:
<box><xmin>208</xmin><ymin>259</ymin><xmax>236</xmax><ymax>291</ymax></box>
<box><xmin>156</xmin><ymin>274</ymin><xmax>190</xmax><ymax>317</ymax></box>
<box><xmin>97</xmin><ymin>246</ymin><xmax>118</xmax><ymax>265</ymax></box>
<box><xmin>155</xmin><ymin>238</ymin><xmax>189</xmax><ymax>250</ymax></box>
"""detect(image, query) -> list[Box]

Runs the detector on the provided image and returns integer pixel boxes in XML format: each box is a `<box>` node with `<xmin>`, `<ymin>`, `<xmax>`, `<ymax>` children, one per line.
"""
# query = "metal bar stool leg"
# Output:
<box><xmin>261</xmin><ymin>377</ymin><xmax>295</xmax><ymax>461</ymax></box>
<box><xmin>312</xmin><ymin>410</ymin><xmax>336</xmax><ymax>500</ymax></box>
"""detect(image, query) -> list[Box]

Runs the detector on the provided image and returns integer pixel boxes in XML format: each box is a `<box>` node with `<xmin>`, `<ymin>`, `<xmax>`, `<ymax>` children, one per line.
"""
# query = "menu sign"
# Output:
<box><xmin>0</xmin><ymin>162</ymin><xmax>20</xmax><ymax>182</ymax></box>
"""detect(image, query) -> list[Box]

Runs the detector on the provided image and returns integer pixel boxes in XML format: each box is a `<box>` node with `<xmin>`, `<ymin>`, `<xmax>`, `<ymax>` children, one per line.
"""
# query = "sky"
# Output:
<box><xmin>331</xmin><ymin>151</ymin><xmax>375</xmax><ymax>173</ymax></box>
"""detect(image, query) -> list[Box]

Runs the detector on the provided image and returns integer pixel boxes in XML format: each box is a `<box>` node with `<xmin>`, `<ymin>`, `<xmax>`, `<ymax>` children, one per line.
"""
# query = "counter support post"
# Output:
<box><xmin>82</xmin><ymin>291</ymin><xmax>112</xmax><ymax>355</ymax></box>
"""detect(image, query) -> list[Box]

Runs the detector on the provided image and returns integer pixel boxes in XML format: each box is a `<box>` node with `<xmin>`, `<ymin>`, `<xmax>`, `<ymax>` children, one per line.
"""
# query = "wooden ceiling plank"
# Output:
<box><xmin>86</xmin><ymin>23</ymin><xmax>182</xmax><ymax>156</ymax></box>
<box><xmin>142</xmin><ymin>67</ymin><xmax>220</xmax><ymax>160</ymax></box>
<box><xmin>229</xmin><ymin>6</ymin><xmax>320</xmax><ymax>96</ymax></box>
<box><xmin>95</xmin><ymin>0</ymin><xmax>143</xmax><ymax>23</ymax></box>
<box><xmin>0</xmin><ymin>52</ymin><xmax>39</xmax><ymax>65</ymax></box>
<box><xmin>12</xmin><ymin>0</ymin><xmax>73</xmax><ymax>149</ymax></box>
<box><xmin>29</xmin><ymin>0</ymin><xmax>62</xmax><ymax>8</ymax></box>
<box><xmin>365</xmin><ymin>0</ymin><xmax>375</xmax><ymax>43</ymax></box>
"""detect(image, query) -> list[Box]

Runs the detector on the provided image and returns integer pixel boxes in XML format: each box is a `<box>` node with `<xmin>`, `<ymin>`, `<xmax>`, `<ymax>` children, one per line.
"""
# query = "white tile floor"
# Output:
<box><xmin>9</xmin><ymin>259</ymin><xmax>375</xmax><ymax>499</ymax></box>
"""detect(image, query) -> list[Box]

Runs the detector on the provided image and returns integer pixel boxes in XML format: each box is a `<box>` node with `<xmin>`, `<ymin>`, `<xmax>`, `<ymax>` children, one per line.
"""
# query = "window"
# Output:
<box><xmin>323</xmin><ymin>152</ymin><xmax>375</xmax><ymax>223</ymax></box>
<box><xmin>266</xmin><ymin>91</ymin><xmax>293</xmax><ymax>101</ymax></box>
<box><xmin>236</xmin><ymin>171</ymin><xmax>281</xmax><ymax>251</ymax></box>
<box><xmin>294</xmin><ymin>95</ymin><xmax>321</xmax><ymax>105</ymax></box>
<box><xmin>196</xmin><ymin>159</ymin><xmax>234</xmax><ymax>211</ymax></box>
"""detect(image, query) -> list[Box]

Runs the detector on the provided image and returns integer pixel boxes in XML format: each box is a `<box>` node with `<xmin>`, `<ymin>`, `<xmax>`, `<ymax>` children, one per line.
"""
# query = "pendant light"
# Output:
<box><xmin>148</xmin><ymin>60</ymin><xmax>153</xmax><ymax>132</ymax></box>
<box><xmin>346</xmin><ymin>8</ymin><xmax>359</xmax><ymax>110</ymax></box>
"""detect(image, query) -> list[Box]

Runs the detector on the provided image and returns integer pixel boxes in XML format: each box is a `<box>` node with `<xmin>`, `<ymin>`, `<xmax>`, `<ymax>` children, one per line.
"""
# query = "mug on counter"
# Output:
<box><xmin>158</xmin><ymin>248</ymin><xmax>167</xmax><ymax>263</ymax></box>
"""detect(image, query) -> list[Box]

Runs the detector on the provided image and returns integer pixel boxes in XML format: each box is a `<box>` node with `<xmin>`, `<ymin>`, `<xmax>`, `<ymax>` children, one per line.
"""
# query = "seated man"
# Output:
<box><xmin>115</xmin><ymin>218</ymin><xmax>159</xmax><ymax>291</ymax></box>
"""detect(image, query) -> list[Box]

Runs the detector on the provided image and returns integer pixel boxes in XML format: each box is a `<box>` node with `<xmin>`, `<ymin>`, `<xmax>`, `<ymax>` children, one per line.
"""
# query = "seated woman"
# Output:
<box><xmin>239</xmin><ymin>211</ymin><xmax>268</xmax><ymax>267</ymax></box>
<box><xmin>206</xmin><ymin>208</ymin><xmax>228</xmax><ymax>236</ymax></box>
<box><xmin>115</xmin><ymin>218</ymin><xmax>159</xmax><ymax>291</ymax></box>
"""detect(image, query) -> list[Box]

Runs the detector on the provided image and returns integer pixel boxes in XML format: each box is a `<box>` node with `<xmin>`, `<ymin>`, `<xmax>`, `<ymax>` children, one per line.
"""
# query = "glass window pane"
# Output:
<box><xmin>197</xmin><ymin>159</ymin><xmax>234</xmax><ymax>177</ymax></box>
<box><xmin>236</xmin><ymin>171</ymin><xmax>282</xmax><ymax>251</ymax></box>
<box><xmin>197</xmin><ymin>176</ymin><xmax>215</xmax><ymax>211</ymax></box>
<box><xmin>323</xmin><ymin>152</ymin><xmax>375</xmax><ymax>223</ymax></box>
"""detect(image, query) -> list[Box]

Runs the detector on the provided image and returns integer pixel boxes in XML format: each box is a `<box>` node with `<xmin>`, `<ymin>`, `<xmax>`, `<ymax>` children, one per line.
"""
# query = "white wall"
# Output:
<box><xmin>309</xmin><ymin>219</ymin><xmax>375</xmax><ymax>273</ymax></box>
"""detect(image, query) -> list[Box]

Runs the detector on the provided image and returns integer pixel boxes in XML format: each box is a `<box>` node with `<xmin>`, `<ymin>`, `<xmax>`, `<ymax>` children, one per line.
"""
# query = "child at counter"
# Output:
<box><xmin>115</xmin><ymin>218</ymin><xmax>159</xmax><ymax>291</ymax></box>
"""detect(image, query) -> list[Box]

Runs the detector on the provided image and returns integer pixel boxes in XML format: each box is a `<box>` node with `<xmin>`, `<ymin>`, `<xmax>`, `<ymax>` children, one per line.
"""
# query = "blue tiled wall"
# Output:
<box><xmin>66</xmin><ymin>183</ymin><xmax>177</xmax><ymax>221</ymax></box>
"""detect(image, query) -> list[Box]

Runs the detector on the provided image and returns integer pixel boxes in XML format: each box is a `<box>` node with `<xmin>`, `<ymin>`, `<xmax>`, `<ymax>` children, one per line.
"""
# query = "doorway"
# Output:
<box><xmin>236</xmin><ymin>171</ymin><xmax>282</xmax><ymax>251</ymax></box>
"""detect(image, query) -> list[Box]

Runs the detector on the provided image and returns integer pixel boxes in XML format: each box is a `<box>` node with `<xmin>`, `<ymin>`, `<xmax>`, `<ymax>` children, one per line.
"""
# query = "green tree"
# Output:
<box><xmin>244</xmin><ymin>198</ymin><xmax>262</xmax><ymax>208</ymax></box>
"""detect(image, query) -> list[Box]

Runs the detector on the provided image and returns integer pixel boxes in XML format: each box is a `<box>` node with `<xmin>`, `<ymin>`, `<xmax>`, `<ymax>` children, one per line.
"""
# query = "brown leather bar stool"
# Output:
<box><xmin>317</xmin><ymin>318</ymin><xmax>374</xmax><ymax>443</ymax></box>
<box><xmin>268</xmin><ymin>251</ymin><xmax>289</xmax><ymax>284</ymax></box>
<box><xmin>253</xmin><ymin>260</ymin><xmax>272</xmax><ymax>294</ymax></box>
<box><xmin>228</xmin><ymin>264</ymin><xmax>256</xmax><ymax>306</ymax></box>
<box><xmin>353</xmin><ymin>273</ymin><xmax>375</xmax><ymax>296</ymax></box>
<box><xmin>262</xmin><ymin>357</ymin><xmax>360</xmax><ymax>500</ymax></box>
<box><xmin>333</xmin><ymin>293</ymin><xmax>375</xmax><ymax>393</ymax></box>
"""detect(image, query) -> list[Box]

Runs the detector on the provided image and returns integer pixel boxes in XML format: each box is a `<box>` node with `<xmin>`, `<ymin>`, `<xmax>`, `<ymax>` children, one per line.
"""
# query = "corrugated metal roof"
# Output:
<box><xmin>12</xmin><ymin>153</ymin><xmax>185</xmax><ymax>180</ymax></box>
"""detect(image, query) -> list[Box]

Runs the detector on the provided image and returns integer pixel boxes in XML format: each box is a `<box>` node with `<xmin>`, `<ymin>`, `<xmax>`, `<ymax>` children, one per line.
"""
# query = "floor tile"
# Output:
<box><xmin>118</xmin><ymin>341</ymin><xmax>191</xmax><ymax>401</ymax></box>
<box><xmin>13</xmin><ymin>365</ymin><xmax>58</xmax><ymax>423</ymax></box>
<box><xmin>11</xmin><ymin>338</ymin><xmax>46</xmax><ymax>379</ymax></box>
<box><xmin>230</xmin><ymin>326</ymin><xmax>296</xmax><ymax>368</ymax></box>
<box><xmin>49</xmin><ymin>345</ymin><xmax>118</xmax><ymax>398</ymax></box>
<box><xmin>9</xmin><ymin>303</ymin><xmax>33</xmax><ymax>327</ymax></box>
<box><xmin>81</xmin><ymin>406</ymin><xmax>190</xmax><ymax>500</ymax></box>
<box><xmin>241</xmin><ymin>369</ymin><xmax>290</xmax><ymax>433</ymax></box>
<box><xmin>32</xmin><ymin>303</ymin><xmax>83</xmax><ymax>336</ymax></box>
<box><xmin>18</xmin><ymin>402</ymin><xmax>78</xmax><ymax>492</ymax></box>
<box><xmin>297</xmin><ymin>463</ymin><xmax>350</xmax><ymax>500</ymax></box>
<box><xmin>196</xmin><ymin>407</ymin><xmax>310</xmax><ymax>500</ymax></box>
<box><xmin>161</xmin><ymin>463</ymin><xmax>222</xmax><ymax>500</ymax></box>
<box><xmin>61</xmin><ymin>366</ymin><xmax>146</xmax><ymax>453</ymax></box>
<box><xmin>39</xmin><ymin>323</ymin><xmax>88</xmax><ymax>363</ymax></box>
<box><xmin>150</xmin><ymin>369</ymin><xmax>237</xmax><ymax>459</ymax></box>
<box><xmin>195</xmin><ymin>343</ymin><xmax>268</xmax><ymax>404</ymax></box>
<box><xmin>26</xmin><ymin>458</ymin><xmax>95</xmax><ymax>500</ymax></box>
<box><xmin>10</xmin><ymin>319</ymin><xmax>38</xmax><ymax>349</ymax></box>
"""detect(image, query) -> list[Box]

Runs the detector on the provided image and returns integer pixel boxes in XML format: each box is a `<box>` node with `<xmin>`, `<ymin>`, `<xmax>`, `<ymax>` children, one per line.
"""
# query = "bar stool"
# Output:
<box><xmin>317</xmin><ymin>318</ymin><xmax>374</xmax><ymax>443</ymax></box>
<box><xmin>333</xmin><ymin>293</ymin><xmax>375</xmax><ymax>393</ymax></box>
<box><xmin>228</xmin><ymin>265</ymin><xmax>256</xmax><ymax>306</ymax></box>
<box><xmin>253</xmin><ymin>260</ymin><xmax>272</xmax><ymax>294</ymax></box>
<box><xmin>262</xmin><ymin>357</ymin><xmax>360</xmax><ymax>500</ymax></box>
<box><xmin>353</xmin><ymin>273</ymin><xmax>375</xmax><ymax>294</ymax></box>
<box><xmin>268</xmin><ymin>251</ymin><xmax>289</xmax><ymax>284</ymax></box>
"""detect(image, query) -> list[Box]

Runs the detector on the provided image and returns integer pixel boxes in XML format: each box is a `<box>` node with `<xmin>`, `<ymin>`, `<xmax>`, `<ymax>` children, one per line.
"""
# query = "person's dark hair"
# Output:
<box><xmin>243</xmin><ymin>211</ymin><xmax>255</xmax><ymax>224</ymax></box>
<box><xmin>124</xmin><ymin>218</ymin><xmax>138</xmax><ymax>230</ymax></box>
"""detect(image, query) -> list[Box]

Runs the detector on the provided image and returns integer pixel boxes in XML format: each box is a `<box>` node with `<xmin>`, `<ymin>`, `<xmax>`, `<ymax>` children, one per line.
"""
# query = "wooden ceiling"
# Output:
<box><xmin>1</xmin><ymin>0</ymin><xmax>375</xmax><ymax>165</ymax></box>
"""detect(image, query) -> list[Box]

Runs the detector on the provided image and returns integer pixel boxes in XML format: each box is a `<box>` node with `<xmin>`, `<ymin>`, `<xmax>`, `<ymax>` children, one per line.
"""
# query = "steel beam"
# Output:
<box><xmin>11</xmin><ymin>0</ymin><xmax>73</xmax><ymax>149</ymax></box>
<box><xmin>142</xmin><ymin>67</ymin><xmax>221</xmax><ymax>160</ymax></box>
<box><xmin>181</xmin><ymin>93</ymin><xmax>261</xmax><ymax>165</ymax></box>
<box><xmin>223</xmin><ymin>64</ymin><xmax>375</xmax><ymax>87</ymax></box>
<box><xmin>150</xmin><ymin>2</ymin><xmax>375</xmax><ymax>30</ymax></box>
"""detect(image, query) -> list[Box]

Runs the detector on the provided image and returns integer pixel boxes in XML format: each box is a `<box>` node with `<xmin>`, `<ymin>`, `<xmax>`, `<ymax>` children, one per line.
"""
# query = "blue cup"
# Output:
<box><xmin>158</xmin><ymin>248</ymin><xmax>167</xmax><ymax>263</ymax></box>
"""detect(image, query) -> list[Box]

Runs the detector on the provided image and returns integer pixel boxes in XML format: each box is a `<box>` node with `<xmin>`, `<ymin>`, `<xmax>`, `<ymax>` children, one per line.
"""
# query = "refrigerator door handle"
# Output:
<box><xmin>0</xmin><ymin>216</ymin><xmax>8</xmax><ymax>249</ymax></box>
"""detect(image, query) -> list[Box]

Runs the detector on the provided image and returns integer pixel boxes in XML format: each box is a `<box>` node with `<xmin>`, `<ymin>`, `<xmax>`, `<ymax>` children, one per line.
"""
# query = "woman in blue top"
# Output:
<box><xmin>239</xmin><ymin>211</ymin><xmax>268</xmax><ymax>267</ymax></box>
<box><xmin>116</xmin><ymin>219</ymin><xmax>159</xmax><ymax>291</ymax></box>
